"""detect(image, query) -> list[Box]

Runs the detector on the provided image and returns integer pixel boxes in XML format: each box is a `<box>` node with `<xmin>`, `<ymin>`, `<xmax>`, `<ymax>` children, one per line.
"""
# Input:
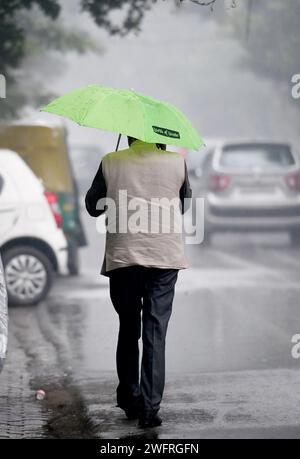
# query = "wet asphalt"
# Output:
<box><xmin>1</xmin><ymin>210</ymin><xmax>300</xmax><ymax>439</ymax></box>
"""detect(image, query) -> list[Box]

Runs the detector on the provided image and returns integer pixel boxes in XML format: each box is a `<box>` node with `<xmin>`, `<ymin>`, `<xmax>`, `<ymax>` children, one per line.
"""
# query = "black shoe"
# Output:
<box><xmin>117</xmin><ymin>399</ymin><xmax>142</xmax><ymax>420</ymax></box>
<box><xmin>125</xmin><ymin>407</ymin><xmax>140</xmax><ymax>420</ymax></box>
<box><xmin>138</xmin><ymin>413</ymin><xmax>162</xmax><ymax>428</ymax></box>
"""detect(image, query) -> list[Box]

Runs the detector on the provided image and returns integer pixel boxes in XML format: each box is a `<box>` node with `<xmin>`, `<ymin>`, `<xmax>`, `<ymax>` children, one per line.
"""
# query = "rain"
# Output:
<box><xmin>0</xmin><ymin>0</ymin><xmax>300</xmax><ymax>441</ymax></box>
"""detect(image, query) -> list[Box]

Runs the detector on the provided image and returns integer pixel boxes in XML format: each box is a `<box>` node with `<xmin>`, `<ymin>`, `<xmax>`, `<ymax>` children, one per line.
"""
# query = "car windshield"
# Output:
<box><xmin>220</xmin><ymin>144</ymin><xmax>295</xmax><ymax>170</ymax></box>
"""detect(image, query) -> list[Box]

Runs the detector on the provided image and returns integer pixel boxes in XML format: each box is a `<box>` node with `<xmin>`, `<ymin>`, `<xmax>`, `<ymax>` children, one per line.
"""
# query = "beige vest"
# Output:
<box><xmin>101</xmin><ymin>140</ymin><xmax>188</xmax><ymax>275</ymax></box>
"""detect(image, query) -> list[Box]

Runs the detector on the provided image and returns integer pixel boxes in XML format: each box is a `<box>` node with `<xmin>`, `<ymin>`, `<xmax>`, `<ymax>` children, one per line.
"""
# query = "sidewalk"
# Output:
<box><xmin>2</xmin><ymin>305</ymin><xmax>300</xmax><ymax>439</ymax></box>
<box><xmin>75</xmin><ymin>368</ymin><xmax>300</xmax><ymax>439</ymax></box>
<box><xmin>0</xmin><ymin>306</ymin><xmax>95</xmax><ymax>439</ymax></box>
<box><xmin>0</xmin><ymin>329</ymin><xmax>46</xmax><ymax>439</ymax></box>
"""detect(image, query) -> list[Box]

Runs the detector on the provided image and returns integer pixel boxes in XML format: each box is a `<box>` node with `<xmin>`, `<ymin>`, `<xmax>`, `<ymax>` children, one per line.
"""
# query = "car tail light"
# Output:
<box><xmin>44</xmin><ymin>191</ymin><xmax>63</xmax><ymax>228</ymax></box>
<box><xmin>285</xmin><ymin>172</ymin><xmax>300</xmax><ymax>192</ymax></box>
<box><xmin>209</xmin><ymin>174</ymin><xmax>231</xmax><ymax>192</ymax></box>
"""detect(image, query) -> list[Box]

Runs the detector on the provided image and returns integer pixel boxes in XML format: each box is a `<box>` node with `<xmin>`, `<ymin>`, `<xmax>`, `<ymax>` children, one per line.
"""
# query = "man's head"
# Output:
<box><xmin>128</xmin><ymin>136</ymin><xmax>138</xmax><ymax>146</ymax></box>
<box><xmin>127</xmin><ymin>136</ymin><xmax>166</xmax><ymax>151</ymax></box>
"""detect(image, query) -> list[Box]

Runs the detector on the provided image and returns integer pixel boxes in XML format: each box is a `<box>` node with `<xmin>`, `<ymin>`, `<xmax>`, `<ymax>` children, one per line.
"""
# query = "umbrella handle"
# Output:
<box><xmin>116</xmin><ymin>134</ymin><xmax>121</xmax><ymax>151</ymax></box>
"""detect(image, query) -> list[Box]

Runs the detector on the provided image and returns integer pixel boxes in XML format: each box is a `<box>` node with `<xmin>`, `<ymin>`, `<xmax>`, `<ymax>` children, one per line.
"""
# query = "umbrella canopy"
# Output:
<box><xmin>41</xmin><ymin>85</ymin><xmax>204</xmax><ymax>150</ymax></box>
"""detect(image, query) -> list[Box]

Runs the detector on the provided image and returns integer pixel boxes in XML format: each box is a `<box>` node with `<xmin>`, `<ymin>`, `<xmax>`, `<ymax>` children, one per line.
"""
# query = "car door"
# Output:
<box><xmin>0</xmin><ymin>170</ymin><xmax>20</xmax><ymax>238</ymax></box>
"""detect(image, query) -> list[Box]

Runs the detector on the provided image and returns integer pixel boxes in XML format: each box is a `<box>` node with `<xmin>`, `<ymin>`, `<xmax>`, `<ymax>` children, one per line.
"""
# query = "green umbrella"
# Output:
<box><xmin>41</xmin><ymin>85</ymin><xmax>204</xmax><ymax>150</ymax></box>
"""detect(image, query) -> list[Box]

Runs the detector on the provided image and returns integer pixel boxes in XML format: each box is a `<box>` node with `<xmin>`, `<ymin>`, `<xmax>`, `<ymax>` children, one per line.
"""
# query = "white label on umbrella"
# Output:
<box><xmin>153</xmin><ymin>126</ymin><xmax>181</xmax><ymax>139</ymax></box>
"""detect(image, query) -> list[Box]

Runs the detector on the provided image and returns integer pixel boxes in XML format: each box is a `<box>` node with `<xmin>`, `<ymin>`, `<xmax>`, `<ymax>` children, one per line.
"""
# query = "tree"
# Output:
<box><xmin>0</xmin><ymin>1</ymin><xmax>100</xmax><ymax>118</ymax></box>
<box><xmin>0</xmin><ymin>0</ymin><xmax>234</xmax><ymax>118</ymax></box>
<box><xmin>81</xmin><ymin>0</ymin><xmax>236</xmax><ymax>35</ymax></box>
<box><xmin>0</xmin><ymin>1</ymin><xmax>60</xmax><ymax>75</ymax></box>
<box><xmin>225</xmin><ymin>0</ymin><xmax>300</xmax><ymax>88</ymax></box>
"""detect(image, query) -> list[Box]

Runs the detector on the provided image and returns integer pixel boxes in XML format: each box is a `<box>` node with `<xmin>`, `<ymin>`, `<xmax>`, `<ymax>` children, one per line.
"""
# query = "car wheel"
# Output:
<box><xmin>290</xmin><ymin>230</ymin><xmax>300</xmax><ymax>247</ymax></box>
<box><xmin>2</xmin><ymin>246</ymin><xmax>53</xmax><ymax>306</ymax></box>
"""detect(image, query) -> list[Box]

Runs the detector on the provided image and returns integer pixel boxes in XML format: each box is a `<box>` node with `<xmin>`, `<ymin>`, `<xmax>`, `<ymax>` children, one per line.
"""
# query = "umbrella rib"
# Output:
<box><xmin>128</xmin><ymin>90</ymin><xmax>148</xmax><ymax>143</ymax></box>
<box><xmin>80</xmin><ymin>86</ymin><xmax>108</xmax><ymax>126</ymax></box>
<box><xmin>139</xmin><ymin>96</ymin><xmax>149</xmax><ymax>144</ymax></box>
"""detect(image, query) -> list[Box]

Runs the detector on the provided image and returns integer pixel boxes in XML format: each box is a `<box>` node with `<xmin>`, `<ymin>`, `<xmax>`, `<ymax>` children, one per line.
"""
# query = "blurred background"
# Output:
<box><xmin>1</xmin><ymin>0</ymin><xmax>300</xmax><ymax>439</ymax></box>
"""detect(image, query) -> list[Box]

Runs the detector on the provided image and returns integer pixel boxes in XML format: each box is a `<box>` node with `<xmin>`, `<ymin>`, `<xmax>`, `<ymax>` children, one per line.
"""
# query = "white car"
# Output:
<box><xmin>0</xmin><ymin>149</ymin><xmax>68</xmax><ymax>305</ymax></box>
<box><xmin>204</xmin><ymin>142</ymin><xmax>300</xmax><ymax>245</ymax></box>
<box><xmin>0</xmin><ymin>255</ymin><xmax>7</xmax><ymax>372</ymax></box>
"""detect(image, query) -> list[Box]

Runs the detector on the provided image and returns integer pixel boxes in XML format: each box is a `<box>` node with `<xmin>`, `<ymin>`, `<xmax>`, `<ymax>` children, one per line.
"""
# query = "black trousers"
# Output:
<box><xmin>109</xmin><ymin>266</ymin><xmax>179</xmax><ymax>415</ymax></box>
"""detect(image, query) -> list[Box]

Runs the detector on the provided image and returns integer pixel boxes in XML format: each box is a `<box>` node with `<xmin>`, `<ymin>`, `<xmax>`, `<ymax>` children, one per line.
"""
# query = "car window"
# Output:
<box><xmin>220</xmin><ymin>144</ymin><xmax>295</xmax><ymax>169</ymax></box>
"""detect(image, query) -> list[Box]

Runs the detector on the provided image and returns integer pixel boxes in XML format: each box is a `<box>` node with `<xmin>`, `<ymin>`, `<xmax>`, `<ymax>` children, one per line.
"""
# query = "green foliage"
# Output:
<box><xmin>0</xmin><ymin>0</ymin><xmax>227</xmax><ymax>118</ymax></box>
<box><xmin>0</xmin><ymin>0</ymin><xmax>60</xmax><ymax>71</ymax></box>
<box><xmin>0</xmin><ymin>1</ymin><xmax>99</xmax><ymax>118</ymax></box>
<box><xmin>81</xmin><ymin>0</ymin><xmax>154</xmax><ymax>36</ymax></box>
<box><xmin>81</xmin><ymin>0</ymin><xmax>235</xmax><ymax>35</ymax></box>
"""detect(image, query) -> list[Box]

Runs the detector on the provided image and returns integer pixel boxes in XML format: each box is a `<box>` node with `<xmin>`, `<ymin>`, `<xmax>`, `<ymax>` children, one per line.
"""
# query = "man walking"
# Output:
<box><xmin>86</xmin><ymin>137</ymin><xmax>191</xmax><ymax>428</ymax></box>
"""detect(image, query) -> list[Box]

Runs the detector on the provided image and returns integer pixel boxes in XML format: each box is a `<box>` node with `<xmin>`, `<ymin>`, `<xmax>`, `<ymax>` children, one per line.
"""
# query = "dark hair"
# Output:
<box><xmin>156</xmin><ymin>143</ymin><xmax>166</xmax><ymax>150</ymax></box>
<box><xmin>128</xmin><ymin>136</ymin><xmax>166</xmax><ymax>150</ymax></box>
<box><xmin>128</xmin><ymin>136</ymin><xmax>137</xmax><ymax>146</ymax></box>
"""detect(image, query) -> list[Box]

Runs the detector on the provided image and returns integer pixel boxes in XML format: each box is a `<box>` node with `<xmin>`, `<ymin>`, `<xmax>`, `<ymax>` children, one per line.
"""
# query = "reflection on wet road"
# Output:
<box><xmin>51</xmin><ymin>228</ymin><xmax>300</xmax><ymax>376</ymax></box>
<box><xmin>44</xmin><ymin>225</ymin><xmax>300</xmax><ymax>438</ymax></box>
<box><xmin>4</xmin><ymin>209</ymin><xmax>300</xmax><ymax>438</ymax></box>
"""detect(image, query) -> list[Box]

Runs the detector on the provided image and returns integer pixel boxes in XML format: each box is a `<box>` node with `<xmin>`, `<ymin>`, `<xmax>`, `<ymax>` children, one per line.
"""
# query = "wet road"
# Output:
<box><xmin>1</xmin><ymin>211</ymin><xmax>300</xmax><ymax>438</ymax></box>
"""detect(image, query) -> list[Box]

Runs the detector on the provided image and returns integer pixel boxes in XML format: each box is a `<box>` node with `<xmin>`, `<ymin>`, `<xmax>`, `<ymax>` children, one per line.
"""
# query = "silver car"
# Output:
<box><xmin>204</xmin><ymin>142</ymin><xmax>300</xmax><ymax>245</ymax></box>
<box><xmin>0</xmin><ymin>254</ymin><xmax>8</xmax><ymax>372</ymax></box>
